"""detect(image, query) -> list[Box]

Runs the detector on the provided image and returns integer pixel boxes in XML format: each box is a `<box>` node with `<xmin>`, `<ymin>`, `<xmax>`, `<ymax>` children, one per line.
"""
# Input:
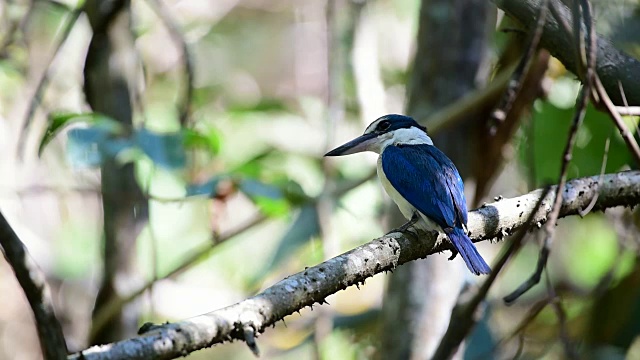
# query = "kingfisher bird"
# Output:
<box><xmin>324</xmin><ymin>114</ymin><xmax>490</xmax><ymax>275</ymax></box>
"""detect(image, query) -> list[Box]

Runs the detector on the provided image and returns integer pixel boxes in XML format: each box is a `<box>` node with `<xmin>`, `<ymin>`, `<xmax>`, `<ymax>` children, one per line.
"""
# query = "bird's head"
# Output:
<box><xmin>324</xmin><ymin>114</ymin><xmax>431</xmax><ymax>156</ymax></box>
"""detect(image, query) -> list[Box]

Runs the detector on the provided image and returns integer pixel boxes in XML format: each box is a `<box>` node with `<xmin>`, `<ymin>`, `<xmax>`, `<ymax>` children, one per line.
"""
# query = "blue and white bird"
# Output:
<box><xmin>325</xmin><ymin>114</ymin><xmax>490</xmax><ymax>275</ymax></box>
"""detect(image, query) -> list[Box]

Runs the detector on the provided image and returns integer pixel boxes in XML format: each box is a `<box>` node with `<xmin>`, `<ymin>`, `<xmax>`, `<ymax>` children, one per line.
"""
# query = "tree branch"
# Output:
<box><xmin>145</xmin><ymin>0</ymin><xmax>194</xmax><ymax>127</ymax></box>
<box><xmin>492</xmin><ymin>0</ymin><xmax>640</xmax><ymax>105</ymax></box>
<box><xmin>70</xmin><ymin>170</ymin><xmax>640</xmax><ymax>360</ymax></box>
<box><xmin>0</xmin><ymin>211</ymin><xmax>67</xmax><ymax>359</ymax></box>
<box><xmin>90</xmin><ymin>167</ymin><xmax>375</xmax><ymax>332</ymax></box>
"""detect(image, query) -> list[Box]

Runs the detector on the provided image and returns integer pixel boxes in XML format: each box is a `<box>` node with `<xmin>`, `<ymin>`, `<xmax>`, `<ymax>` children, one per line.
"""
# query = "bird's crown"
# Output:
<box><xmin>363</xmin><ymin>114</ymin><xmax>427</xmax><ymax>135</ymax></box>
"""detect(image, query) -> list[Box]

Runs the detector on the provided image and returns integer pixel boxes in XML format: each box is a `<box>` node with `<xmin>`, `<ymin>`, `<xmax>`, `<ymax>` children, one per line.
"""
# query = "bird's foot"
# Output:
<box><xmin>390</xmin><ymin>212</ymin><xmax>420</xmax><ymax>237</ymax></box>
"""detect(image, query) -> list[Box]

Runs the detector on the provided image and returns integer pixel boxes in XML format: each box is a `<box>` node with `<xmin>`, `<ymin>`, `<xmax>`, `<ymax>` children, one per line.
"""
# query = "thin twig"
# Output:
<box><xmin>332</xmin><ymin>170</ymin><xmax>376</xmax><ymax>197</ymax></box>
<box><xmin>593</xmin><ymin>75</ymin><xmax>640</xmax><ymax>165</ymax></box>
<box><xmin>0</xmin><ymin>211</ymin><xmax>67</xmax><ymax>359</ymax></box>
<box><xmin>506</xmin><ymin>298</ymin><xmax>552</xmax><ymax>341</ymax></box>
<box><xmin>526</xmin><ymin>115</ymin><xmax>537</xmax><ymax>190</ymax></box>
<box><xmin>579</xmin><ymin>136</ymin><xmax>609</xmax><ymax>217</ymax></box>
<box><xmin>145</xmin><ymin>0</ymin><xmax>194</xmax><ymax>127</ymax></box>
<box><xmin>545</xmin><ymin>272</ymin><xmax>578</xmax><ymax>359</ymax></box>
<box><xmin>0</xmin><ymin>0</ymin><xmax>34</xmax><ymax>56</ymax></box>
<box><xmin>314</xmin><ymin>0</ymin><xmax>349</xmax><ymax>350</ymax></box>
<box><xmin>570</xmin><ymin>0</ymin><xmax>586</xmax><ymax>78</ymax></box>
<box><xmin>139</xmin><ymin>166</ymin><xmax>159</xmax><ymax>323</ymax></box>
<box><xmin>89</xmin><ymin>213</ymin><xmax>268</xmax><ymax>340</ymax></box>
<box><xmin>475</xmin><ymin>298</ymin><xmax>551</xmax><ymax>359</ymax></box>
<box><xmin>18</xmin><ymin>8</ymin><xmax>81</xmax><ymax>157</ymax></box>
<box><xmin>415</xmin><ymin>63</ymin><xmax>517</xmax><ymax>134</ymax></box>
<box><xmin>490</xmin><ymin>0</ymin><xmax>549</xmax><ymax>134</ymax></box>
<box><xmin>547</xmin><ymin>0</ymin><xmax>573</xmax><ymax>39</ymax></box>
<box><xmin>616</xmin><ymin>82</ymin><xmax>640</xmax><ymax>140</ymax></box>
<box><xmin>504</xmin><ymin>86</ymin><xmax>589</xmax><ymax>303</ymax></box>
<box><xmin>503</xmin><ymin>0</ymin><xmax>596</xmax><ymax>304</ymax></box>
<box><xmin>513</xmin><ymin>333</ymin><xmax>525</xmax><ymax>360</ymax></box>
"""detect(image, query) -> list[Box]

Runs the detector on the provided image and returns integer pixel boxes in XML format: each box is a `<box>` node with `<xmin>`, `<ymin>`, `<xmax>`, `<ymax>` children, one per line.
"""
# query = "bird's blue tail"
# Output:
<box><xmin>448</xmin><ymin>228</ymin><xmax>491</xmax><ymax>275</ymax></box>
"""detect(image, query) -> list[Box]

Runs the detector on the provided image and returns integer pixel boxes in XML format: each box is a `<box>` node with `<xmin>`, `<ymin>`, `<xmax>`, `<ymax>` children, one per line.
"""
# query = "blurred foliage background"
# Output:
<box><xmin>0</xmin><ymin>0</ymin><xmax>639</xmax><ymax>359</ymax></box>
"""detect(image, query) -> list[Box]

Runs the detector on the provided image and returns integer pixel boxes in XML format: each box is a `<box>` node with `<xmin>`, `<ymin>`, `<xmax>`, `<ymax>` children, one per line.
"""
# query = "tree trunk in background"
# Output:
<box><xmin>379</xmin><ymin>0</ymin><xmax>493</xmax><ymax>358</ymax></box>
<box><xmin>83</xmin><ymin>0</ymin><xmax>148</xmax><ymax>345</ymax></box>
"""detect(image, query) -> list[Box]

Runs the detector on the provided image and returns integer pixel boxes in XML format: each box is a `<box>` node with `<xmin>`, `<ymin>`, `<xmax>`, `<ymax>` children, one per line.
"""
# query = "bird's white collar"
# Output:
<box><xmin>371</xmin><ymin>126</ymin><xmax>433</xmax><ymax>153</ymax></box>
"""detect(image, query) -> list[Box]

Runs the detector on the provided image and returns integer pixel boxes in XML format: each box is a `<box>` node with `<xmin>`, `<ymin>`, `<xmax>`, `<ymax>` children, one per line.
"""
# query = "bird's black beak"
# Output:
<box><xmin>324</xmin><ymin>132</ymin><xmax>378</xmax><ymax>157</ymax></box>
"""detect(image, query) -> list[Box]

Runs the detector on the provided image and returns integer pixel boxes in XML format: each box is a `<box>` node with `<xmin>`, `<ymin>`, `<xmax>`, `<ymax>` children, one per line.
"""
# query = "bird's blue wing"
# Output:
<box><xmin>382</xmin><ymin>144</ymin><xmax>490</xmax><ymax>275</ymax></box>
<box><xmin>381</xmin><ymin>144</ymin><xmax>468</xmax><ymax>229</ymax></box>
<box><xmin>432</xmin><ymin>145</ymin><xmax>468</xmax><ymax>225</ymax></box>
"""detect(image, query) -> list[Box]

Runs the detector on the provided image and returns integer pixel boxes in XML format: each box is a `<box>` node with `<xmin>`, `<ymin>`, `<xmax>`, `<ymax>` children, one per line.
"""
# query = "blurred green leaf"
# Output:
<box><xmin>66</xmin><ymin>124</ymin><xmax>133</xmax><ymax>168</ymax></box>
<box><xmin>227</xmin><ymin>98</ymin><xmax>289</xmax><ymax>113</ymax></box>
<box><xmin>186</xmin><ymin>175</ymin><xmax>228</xmax><ymax>197</ymax></box>
<box><xmin>565</xmin><ymin>216</ymin><xmax>622</xmax><ymax>289</ymax></box>
<box><xmin>589</xmin><ymin>260</ymin><xmax>640</xmax><ymax>350</ymax></box>
<box><xmin>54</xmin><ymin>221</ymin><xmax>100</xmax><ymax>278</ymax></box>
<box><xmin>63</xmin><ymin>121</ymin><xmax>190</xmax><ymax>169</ymax></box>
<box><xmin>135</xmin><ymin>128</ymin><xmax>186</xmax><ymax>169</ymax></box>
<box><xmin>183</xmin><ymin>127</ymin><xmax>222</xmax><ymax>155</ymax></box>
<box><xmin>522</xmin><ymin>101</ymin><xmax>634</xmax><ymax>186</ymax></box>
<box><xmin>600</xmin><ymin>2</ymin><xmax>640</xmax><ymax>59</ymax></box>
<box><xmin>239</xmin><ymin>178</ymin><xmax>283</xmax><ymax>199</ymax></box>
<box><xmin>465</xmin><ymin>309</ymin><xmax>496</xmax><ymax>360</ymax></box>
<box><xmin>239</xmin><ymin>178</ymin><xmax>290</xmax><ymax>217</ymax></box>
<box><xmin>259</xmin><ymin>205</ymin><xmax>320</xmax><ymax>277</ymax></box>
<box><xmin>382</xmin><ymin>67</ymin><xmax>410</xmax><ymax>88</ymax></box>
<box><xmin>40</xmin><ymin>112</ymin><xmax>122</xmax><ymax>156</ymax></box>
<box><xmin>231</xmin><ymin>149</ymin><xmax>276</xmax><ymax>178</ymax></box>
<box><xmin>320</xmin><ymin>329</ymin><xmax>359</xmax><ymax>360</ymax></box>
<box><xmin>252</xmin><ymin>197</ymin><xmax>290</xmax><ymax>218</ymax></box>
<box><xmin>276</xmin><ymin>178</ymin><xmax>311</xmax><ymax>206</ymax></box>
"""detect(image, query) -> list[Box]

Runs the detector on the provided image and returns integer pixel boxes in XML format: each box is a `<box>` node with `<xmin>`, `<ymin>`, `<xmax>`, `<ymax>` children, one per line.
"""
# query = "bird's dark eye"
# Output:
<box><xmin>377</xmin><ymin>120</ymin><xmax>391</xmax><ymax>131</ymax></box>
